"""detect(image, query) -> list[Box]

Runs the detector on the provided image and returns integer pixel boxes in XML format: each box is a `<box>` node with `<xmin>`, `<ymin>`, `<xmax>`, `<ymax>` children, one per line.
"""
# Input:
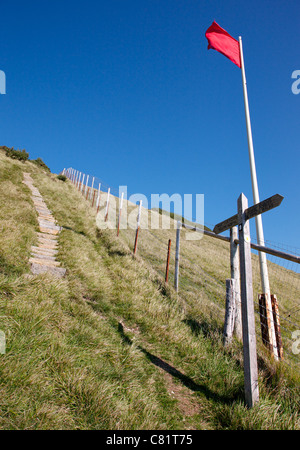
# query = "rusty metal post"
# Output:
<box><xmin>92</xmin><ymin>189</ymin><xmax>96</xmax><ymax>207</ymax></box>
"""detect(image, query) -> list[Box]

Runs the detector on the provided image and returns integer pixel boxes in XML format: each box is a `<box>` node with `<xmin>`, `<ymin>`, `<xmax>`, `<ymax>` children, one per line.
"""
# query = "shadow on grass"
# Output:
<box><xmin>61</xmin><ymin>225</ymin><xmax>88</xmax><ymax>238</ymax></box>
<box><xmin>117</xmin><ymin>322</ymin><xmax>240</xmax><ymax>405</ymax></box>
<box><xmin>96</xmin><ymin>228</ymin><xmax>130</xmax><ymax>258</ymax></box>
<box><xmin>183</xmin><ymin>317</ymin><xmax>222</xmax><ymax>340</ymax></box>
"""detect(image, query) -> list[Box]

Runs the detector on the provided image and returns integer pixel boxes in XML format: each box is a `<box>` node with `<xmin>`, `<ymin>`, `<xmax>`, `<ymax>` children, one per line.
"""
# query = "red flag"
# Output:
<box><xmin>205</xmin><ymin>21</ymin><xmax>241</xmax><ymax>68</ymax></box>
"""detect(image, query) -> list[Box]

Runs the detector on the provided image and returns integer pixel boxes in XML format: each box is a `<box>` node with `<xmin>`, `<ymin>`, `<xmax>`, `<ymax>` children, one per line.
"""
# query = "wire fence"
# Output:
<box><xmin>63</xmin><ymin>167</ymin><xmax>300</xmax><ymax>373</ymax></box>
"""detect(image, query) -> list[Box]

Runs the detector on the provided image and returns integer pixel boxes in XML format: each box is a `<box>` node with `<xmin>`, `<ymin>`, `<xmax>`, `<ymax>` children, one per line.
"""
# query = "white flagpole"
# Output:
<box><xmin>239</xmin><ymin>36</ymin><xmax>278</xmax><ymax>359</ymax></box>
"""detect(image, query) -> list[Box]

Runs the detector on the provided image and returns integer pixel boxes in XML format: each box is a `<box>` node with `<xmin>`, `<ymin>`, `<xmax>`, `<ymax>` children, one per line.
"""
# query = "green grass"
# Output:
<box><xmin>0</xmin><ymin>150</ymin><xmax>299</xmax><ymax>429</ymax></box>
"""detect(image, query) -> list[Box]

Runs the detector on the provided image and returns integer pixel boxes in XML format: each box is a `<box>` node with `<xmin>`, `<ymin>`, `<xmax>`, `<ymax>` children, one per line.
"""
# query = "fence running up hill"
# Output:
<box><xmin>62</xmin><ymin>167</ymin><xmax>300</xmax><ymax>383</ymax></box>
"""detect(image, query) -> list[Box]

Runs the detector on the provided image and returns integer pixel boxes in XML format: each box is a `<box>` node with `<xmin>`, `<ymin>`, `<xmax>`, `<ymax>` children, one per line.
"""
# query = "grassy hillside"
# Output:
<box><xmin>0</xmin><ymin>150</ymin><xmax>299</xmax><ymax>429</ymax></box>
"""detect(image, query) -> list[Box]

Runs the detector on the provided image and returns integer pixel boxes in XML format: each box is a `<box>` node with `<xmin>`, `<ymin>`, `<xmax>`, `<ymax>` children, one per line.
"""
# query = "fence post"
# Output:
<box><xmin>117</xmin><ymin>192</ymin><xmax>124</xmax><ymax>237</ymax></box>
<box><xmin>90</xmin><ymin>176</ymin><xmax>95</xmax><ymax>200</ymax></box>
<box><xmin>84</xmin><ymin>175</ymin><xmax>89</xmax><ymax>196</ymax></box>
<box><xmin>96</xmin><ymin>183</ymin><xmax>101</xmax><ymax>213</ymax></box>
<box><xmin>104</xmin><ymin>188</ymin><xmax>110</xmax><ymax>222</ymax></box>
<box><xmin>92</xmin><ymin>189</ymin><xmax>96</xmax><ymax>207</ymax></box>
<box><xmin>81</xmin><ymin>174</ymin><xmax>85</xmax><ymax>193</ymax></box>
<box><xmin>165</xmin><ymin>239</ymin><xmax>171</xmax><ymax>283</ymax></box>
<box><xmin>238</xmin><ymin>193</ymin><xmax>259</xmax><ymax>408</ymax></box>
<box><xmin>77</xmin><ymin>172</ymin><xmax>81</xmax><ymax>189</ymax></box>
<box><xmin>174</xmin><ymin>221</ymin><xmax>181</xmax><ymax>292</ymax></box>
<box><xmin>133</xmin><ymin>200</ymin><xmax>142</xmax><ymax>255</ymax></box>
<box><xmin>230</xmin><ymin>227</ymin><xmax>242</xmax><ymax>340</ymax></box>
<box><xmin>223</xmin><ymin>278</ymin><xmax>236</xmax><ymax>346</ymax></box>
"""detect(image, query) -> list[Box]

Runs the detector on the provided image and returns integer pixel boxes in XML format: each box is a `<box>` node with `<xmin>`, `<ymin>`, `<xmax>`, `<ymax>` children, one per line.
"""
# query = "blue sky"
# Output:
<box><xmin>1</xmin><ymin>0</ymin><xmax>299</xmax><ymax>251</ymax></box>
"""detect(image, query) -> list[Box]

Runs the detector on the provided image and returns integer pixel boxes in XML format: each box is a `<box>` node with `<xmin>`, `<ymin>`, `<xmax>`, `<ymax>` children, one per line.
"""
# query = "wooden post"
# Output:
<box><xmin>165</xmin><ymin>239</ymin><xmax>171</xmax><ymax>283</ymax></box>
<box><xmin>86</xmin><ymin>187</ymin><xmax>90</xmax><ymax>200</ymax></box>
<box><xmin>81</xmin><ymin>174</ymin><xmax>85</xmax><ymax>193</ymax></box>
<box><xmin>174</xmin><ymin>221</ymin><xmax>181</xmax><ymax>292</ymax></box>
<box><xmin>77</xmin><ymin>172</ymin><xmax>82</xmax><ymax>189</ymax></box>
<box><xmin>223</xmin><ymin>278</ymin><xmax>237</xmax><ymax>346</ymax></box>
<box><xmin>96</xmin><ymin>183</ymin><xmax>101</xmax><ymax>214</ymax></box>
<box><xmin>90</xmin><ymin>177</ymin><xmax>95</xmax><ymax>200</ymax></box>
<box><xmin>271</xmin><ymin>294</ymin><xmax>283</xmax><ymax>360</ymax></box>
<box><xmin>104</xmin><ymin>188</ymin><xmax>110</xmax><ymax>222</ymax></box>
<box><xmin>238</xmin><ymin>193</ymin><xmax>259</xmax><ymax>408</ymax></box>
<box><xmin>230</xmin><ymin>227</ymin><xmax>242</xmax><ymax>340</ymax></box>
<box><xmin>133</xmin><ymin>200</ymin><xmax>142</xmax><ymax>255</ymax></box>
<box><xmin>258</xmin><ymin>294</ymin><xmax>273</xmax><ymax>353</ymax></box>
<box><xmin>84</xmin><ymin>175</ymin><xmax>89</xmax><ymax>197</ymax></box>
<box><xmin>117</xmin><ymin>192</ymin><xmax>124</xmax><ymax>237</ymax></box>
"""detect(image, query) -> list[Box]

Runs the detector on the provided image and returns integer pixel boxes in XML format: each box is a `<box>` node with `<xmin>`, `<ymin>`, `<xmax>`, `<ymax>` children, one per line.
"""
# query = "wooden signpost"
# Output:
<box><xmin>213</xmin><ymin>194</ymin><xmax>283</xmax><ymax>235</ymax></box>
<box><xmin>213</xmin><ymin>192</ymin><xmax>283</xmax><ymax>408</ymax></box>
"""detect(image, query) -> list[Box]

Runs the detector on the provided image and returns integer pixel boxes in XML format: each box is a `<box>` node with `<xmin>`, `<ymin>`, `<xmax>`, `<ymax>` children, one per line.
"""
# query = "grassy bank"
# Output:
<box><xmin>0</xmin><ymin>151</ymin><xmax>299</xmax><ymax>429</ymax></box>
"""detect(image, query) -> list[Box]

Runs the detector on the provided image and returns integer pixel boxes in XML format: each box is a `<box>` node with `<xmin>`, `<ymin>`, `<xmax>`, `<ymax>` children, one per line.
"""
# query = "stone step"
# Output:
<box><xmin>31</xmin><ymin>253</ymin><xmax>57</xmax><ymax>261</ymax></box>
<box><xmin>38</xmin><ymin>219</ymin><xmax>61</xmax><ymax>230</ymax></box>
<box><xmin>39</xmin><ymin>227</ymin><xmax>60</xmax><ymax>236</ymax></box>
<box><xmin>37</xmin><ymin>232</ymin><xmax>58</xmax><ymax>241</ymax></box>
<box><xmin>35</xmin><ymin>207</ymin><xmax>52</xmax><ymax>214</ymax></box>
<box><xmin>38</xmin><ymin>242</ymin><xmax>59</xmax><ymax>250</ymax></box>
<box><xmin>38</xmin><ymin>215</ymin><xmax>56</xmax><ymax>223</ymax></box>
<box><xmin>30</xmin><ymin>262</ymin><xmax>66</xmax><ymax>277</ymax></box>
<box><xmin>37</xmin><ymin>236</ymin><xmax>58</xmax><ymax>245</ymax></box>
<box><xmin>29</xmin><ymin>257</ymin><xmax>61</xmax><ymax>267</ymax></box>
<box><xmin>31</xmin><ymin>245</ymin><xmax>58</xmax><ymax>255</ymax></box>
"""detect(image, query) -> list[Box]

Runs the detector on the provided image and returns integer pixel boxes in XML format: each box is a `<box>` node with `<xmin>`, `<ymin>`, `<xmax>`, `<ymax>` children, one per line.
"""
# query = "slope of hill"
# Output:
<box><xmin>0</xmin><ymin>150</ymin><xmax>299</xmax><ymax>430</ymax></box>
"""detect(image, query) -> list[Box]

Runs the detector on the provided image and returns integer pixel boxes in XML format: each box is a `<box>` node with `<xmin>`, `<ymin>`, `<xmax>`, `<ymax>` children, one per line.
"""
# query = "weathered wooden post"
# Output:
<box><xmin>174</xmin><ymin>221</ymin><xmax>181</xmax><ymax>292</ymax></box>
<box><xmin>81</xmin><ymin>174</ymin><xmax>85</xmax><ymax>193</ymax></box>
<box><xmin>96</xmin><ymin>183</ymin><xmax>101</xmax><ymax>214</ymax></box>
<box><xmin>230</xmin><ymin>226</ymin><xmax>242</xmax><ymax>340</ymax></box>
<box><xmin>238</xmin><ymin>193</ymin><xmax>259</xmax><ymax>408</ymax></box>
<box><xmin>77</xmin><ymin>172</ymin><xmax>82</xmax><ymax>189</ymax></box>
<box><xmin>117</xmin><ymin>192</ymin><xmax>124</xmax><ymax>237</ymax></box>
<box><xmin>84</xmin><ymin>175</ymin><xmax>89</xmax><ymax>197</ymax></box>
<box><xmin>165</xmin><ymin>239</ymin><xmax>171</xmax><ymax>283</ymax></box>
<box><xmin>104</xmin><ymin>188</ymin><xmax>110</xmax><ymax>222</ymax></box>
<box><xmin>133</xmin><ymin>200</ymin><xmax>142</xmax><ymax>255</ymax></box>
<box><xmin>90</xmin><ymin>177</ymin><xmax>95</xmax><ymax>200</ymax></box>
<box><xmin>223</xmin><ymin>278</ymin><xmax>237</xmax><ymax>346</ymax></box>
